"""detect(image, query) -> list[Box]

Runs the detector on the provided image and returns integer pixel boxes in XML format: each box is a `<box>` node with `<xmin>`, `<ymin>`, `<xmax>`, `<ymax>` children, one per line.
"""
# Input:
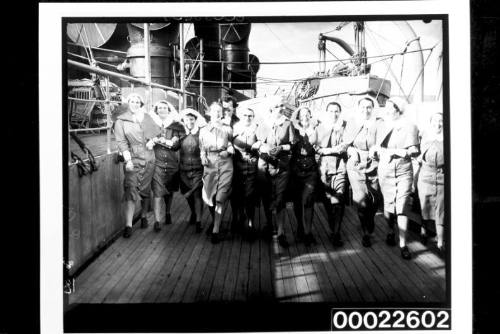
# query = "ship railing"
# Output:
<box><xmin>67</xmin><ymin>59</ymin><xmax>198</xmax><ymax>165</ymax></box>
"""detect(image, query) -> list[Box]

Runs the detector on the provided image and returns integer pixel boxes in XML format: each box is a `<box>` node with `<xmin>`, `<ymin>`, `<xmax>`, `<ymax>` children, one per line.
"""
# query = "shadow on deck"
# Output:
<box><xmin>69</xmin><ymin>193</ymin><xmax>446</xmax><ymax>304</ymax></box>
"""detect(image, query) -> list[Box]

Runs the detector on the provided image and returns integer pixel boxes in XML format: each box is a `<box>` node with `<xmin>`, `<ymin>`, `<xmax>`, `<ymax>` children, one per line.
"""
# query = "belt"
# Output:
<box><xmin>422</xmin><ymin>163</ymin><xmax>444</xmax><ymax>173</ymax></box>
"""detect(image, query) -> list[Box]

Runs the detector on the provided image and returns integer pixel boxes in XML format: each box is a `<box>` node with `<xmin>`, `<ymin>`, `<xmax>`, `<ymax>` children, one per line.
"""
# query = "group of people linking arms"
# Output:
<box><xmin>114</xmin><ymin>93</ymin><xmax>445</xmax><ymax>260</ymax></box>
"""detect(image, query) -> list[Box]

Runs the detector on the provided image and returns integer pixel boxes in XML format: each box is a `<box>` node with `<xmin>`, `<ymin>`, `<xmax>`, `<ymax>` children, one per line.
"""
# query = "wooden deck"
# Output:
<box><xmin>69</xmin><ymin>193</ymin><xmax>446</xmax><ymax>304</ymax></box>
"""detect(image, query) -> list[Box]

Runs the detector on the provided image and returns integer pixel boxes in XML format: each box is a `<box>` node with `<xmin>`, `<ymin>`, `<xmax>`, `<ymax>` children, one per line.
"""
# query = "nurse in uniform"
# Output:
<box><xmin>179</xmin><ymin>108</ymin><xmax>205</xmax><ymax>233</ymax></box>
<box><xmin>114</xmin><ymin>93</ymin><xmax>159</xmax><ymax>238</ymax></box>
<box><xmin>376</xmin><ymin>97</ymin><xmax>420</xmax><ymax>259</ymax></box>
<box><xmin>417</xmin><ymin>111</ymin><xmax>445</xmax><ymax>253</ymax></box>
<box><xmin>199</xmin><ymin>102</ymin><xmax>235</xmax><ymax>243</ymax></box>
<box><xmin>150</xmin><ymin>100</ymin><xmax>185</xmax><ymax>232</ymax></box>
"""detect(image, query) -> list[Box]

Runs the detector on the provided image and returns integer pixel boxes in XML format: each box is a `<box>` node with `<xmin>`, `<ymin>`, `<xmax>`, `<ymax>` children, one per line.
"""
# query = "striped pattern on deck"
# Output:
<box><xmin>69</xmin><ymin>193</ymin><xmax>446</xmax><ymax>304</ymax></box>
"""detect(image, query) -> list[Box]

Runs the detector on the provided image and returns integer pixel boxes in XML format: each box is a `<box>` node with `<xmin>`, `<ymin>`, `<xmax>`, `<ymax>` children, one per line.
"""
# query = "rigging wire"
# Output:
<box><xmin>407</xmin><ymin>41</ymin><xmax>439</xmax><ymax>98</ymax></box>
<box><xmin>365</xmin><ymin>28</ymin><xmax>410</xmax><ymax>100</ymax></box>
<box><xmin>264</xmin><ymin>23</ymin><xmax>316</xmax><ymax>72</ymax></box>
<box><xmin>322</xmin><ymin>21</ymin><xmax>351</xmax><ymax>34</ymax></box>
<box><xmin>187</xmin><ymin>46</ymin><xmax>435</xmax><ymax>65</ymax></box>
<box><xmin>365</xmin><ymin>23</ymin><xmax>402</xmax><ymax>49</ymax></box>
<box><xmin>374</xmin><ymin>56</ymin><xmax>395</xmax><ymax>101</ymax></box>
<box><xmin>325</xmin><ymin>47</ymin><xmax>347</xmax><ymax>65</ymax></box>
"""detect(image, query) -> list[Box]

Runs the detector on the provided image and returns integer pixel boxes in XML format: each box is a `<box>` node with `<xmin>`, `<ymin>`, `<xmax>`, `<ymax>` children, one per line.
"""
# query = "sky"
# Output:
<box><xmin>248</xmin><ymin>20</ymin><xmax>443</xmax><ymax>98</ymax></box>
<box><xmin>186</xmin><ymin>19</ymin><xmax>443</xmax><ymax>99</ymax></box>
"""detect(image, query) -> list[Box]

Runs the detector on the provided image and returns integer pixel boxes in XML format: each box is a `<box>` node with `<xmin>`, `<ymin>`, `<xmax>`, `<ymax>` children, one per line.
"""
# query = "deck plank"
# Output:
<box><xmin>91</xmin><ymin>214</ymin><xmax>169</xmax><ymax>303</ymax></box>
<box><xmin>71</xmin><ymin>196</ymin><xmax>446</xmax><ymax>304</ymax></box>
<box><xmin>347</xmin><ymin>211</ymin><xmax>440</xmax><ymax>301</ymax></box>
<box><xmin>247</xmin><ymin>216</ymin><xmax>262</xmax><ymax>301</ymax></box>
<box><xmin>315</xmin><ymin>204</ymin><xmax>398</xmax><ymax>302</ymax></box>
<box><xmin>154</xmin><ymin>212</ymin><xmax>208</xmax><ymax>302</ymax></box>
<box><xmin>139</xmin><ymin>207</ymin><xmax>193</xmax><ymax>303</ymax></box>
<box><xmin>257</xmin><ymin>207</ymin><xmax>275</xmax><ymax>300</ymax></box>
<box><xmin>283</xmin><ymin>209</ymin><xmax>321</xmax><ymax>302</ymax></box>
<box><xmin>175</xmin><ymin>208</ymin><xmax>215</xmax><ymax>303</ymax></box>
<box><xmin>312</xmin><ymin>208</ymin><xmax>364</xmax><ymax>302</ymax></box>
<box><xmin>203</xmin><ymin>205</ymin><xmax>236</xmax><ymax>302</ymax></box>
<box><xmin>73</xmin><ymin>219</ymin><xmax>152</xmax><ymax>303</ymax></box>
<box><xmin>285</xmin><ymin>209</ymin><xmax>336</xmax><ymax>302</ymax></box>
<box><xmin>115</xmin><ymin>198</ymin><xmax>189</xmax><ymax>303</ymax></box>
<box><xmin>331</xmin><ymin>208</ymin><xmax>412</xmax><ymax>301</ymax></box>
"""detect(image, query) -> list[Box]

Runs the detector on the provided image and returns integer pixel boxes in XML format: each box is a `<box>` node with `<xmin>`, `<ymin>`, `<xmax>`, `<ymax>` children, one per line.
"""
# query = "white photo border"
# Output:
<box><xmin>40</xmin><ymin>1</ymin><xmax>471</xmax><ymax>333</ymax></box>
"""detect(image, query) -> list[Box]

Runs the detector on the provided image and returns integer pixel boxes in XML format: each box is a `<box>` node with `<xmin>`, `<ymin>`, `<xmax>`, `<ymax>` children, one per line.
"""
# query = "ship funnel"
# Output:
<box><xmin>125</xmin><ymin>23</ymin><xmax>179</xmax><ymax>87</ymax></box>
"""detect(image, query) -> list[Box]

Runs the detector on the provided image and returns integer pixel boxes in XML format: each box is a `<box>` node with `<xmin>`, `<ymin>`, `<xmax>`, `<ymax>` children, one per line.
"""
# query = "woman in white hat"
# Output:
<box><xmin>114</xmin><ymin>93</ymin><xmax>159</xmax><ymax>238</ymax></box>
<box><xmin>376</xmin><ymin>97</ymin><xmax>420</xmax><ymax>259</ymax></box>
<box><xmin>417</xmin><ymin>111</ymin><xmax>445</xmax><ymax>254</ymax></box>
<box><xmin>178</xmin><ymin>108</ymin><xmax>205</xmax><ymax>233</ymax></box>
<box><xmin>150</xmin><ymin>100</ymin><xmax>185</xmax><ymax>232</ymax></box>
<box><xmin>199</xmin><ymin>102</ymin><xmax>235</xmax><ymax>243</ymax></box>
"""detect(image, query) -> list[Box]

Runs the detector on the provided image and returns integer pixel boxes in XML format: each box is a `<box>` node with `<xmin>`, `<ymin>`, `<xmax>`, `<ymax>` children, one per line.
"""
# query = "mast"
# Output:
<box><xmin>143</xmin><ymin>23</ymin><xmax>152</xmax><ymax>111</ymax></box>
<box><xmin>354</xmin><ymin>21</ymin><xmax>367</xmax><ymax>74</ymax></box>
<box><xmin>179</xmin><ymin>23</ymin><xmax>186</xmax><ymax>110</ymax></box>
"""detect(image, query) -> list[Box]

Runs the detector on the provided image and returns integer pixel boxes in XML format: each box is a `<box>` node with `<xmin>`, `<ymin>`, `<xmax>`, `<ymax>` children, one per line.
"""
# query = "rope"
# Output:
<box><xmin>81</xmin><ymin>24</ymin><xmax>96</xmax><ymax>67</ymax></box>
<box><xmin>322</xmin><ymin>21</ymin><xmax>351</xmax><ymax>34</ymax></box>
<box><xmin>188</xmin><ymin>46</ymin><xmax>435</xmax><ymax>66</ymax></box>
<box><xmin>365</xmin><ymin>28</ymin><xmax>410</xmax><ymax>100</ymax></box>
<box><xmin>407</xmin><ymin>42</ymin><xmax>438</xmax><ymax>98</ymax></box>
<box><xmin>374</xmin><ymin>56</ymin><xmax>394</xmax><ymax>101</ymax></box>
<box><xmin>326</xmin><ymin>48</ymin><xmax>347</xmax><ymax>65</ymax></box>
<box><xmin>70</xmin><ymin>133</ymin><xmax>98</xmax><ymax>174</ymax></box>
<box><xmin>71</xmin><ymin>151</ymin><xmax>90</xmax><ymax>177</ymax></box>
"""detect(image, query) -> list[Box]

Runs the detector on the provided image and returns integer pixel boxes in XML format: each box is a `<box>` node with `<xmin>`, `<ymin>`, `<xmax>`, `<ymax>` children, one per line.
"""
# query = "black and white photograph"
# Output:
<box><xmin>38</xmin><ymin>1</ymin><xmax>473</xmax><ymax>333</ymax></box>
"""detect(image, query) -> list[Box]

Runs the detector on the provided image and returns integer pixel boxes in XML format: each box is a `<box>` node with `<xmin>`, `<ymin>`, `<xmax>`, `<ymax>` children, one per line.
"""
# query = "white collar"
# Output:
<box><xmin>151</xmin><ymin>112</ymin><xmax>175</xmax><ymax>128</ymax></box>
<box><xmin>184</xmin><ymin>124</ymin><xmax>199</xmax><ymax>135</ymax></box>
<box><xmin>132</xmin><ymin>111</ymin><xmax>145</xmax><ymax>123</ymax></box>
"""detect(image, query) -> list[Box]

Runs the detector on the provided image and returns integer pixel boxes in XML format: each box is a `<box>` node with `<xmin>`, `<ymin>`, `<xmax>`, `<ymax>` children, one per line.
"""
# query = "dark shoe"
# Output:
<box><xmin>278</xmin><ymin>234</ymin><xmax>289</xmax><ymax>248</ymax></box>
<box><xmin>206</xmin><ymin>223</ymin><xmax>214</xmax><ymax>236</ymax></box>
<box><xmin>154</xmin><ymin>221</ymin><xmax>161</xmax><ymax>232</ymax></box>
<box><xmin>211</xmin><ymin>232</ymin><xmax>221</xmax><ymax>244</ymax></box>
<box><xmin>123</xmin><ymin>226</ymin><xmax>132</xmax><ymax>238</ymax></box>
<box><xmin>262</xmin><ymin>225</ymin><xmax>275</xmax><ymax>240</ymax></box>
<box><xmin>140</xmin><ymin>218</ymin><xmax>148</xmax><ymax>229</ymax></box>
<box><xmin>386</xmin><ymin>232</ymin><xmax>396</xmax><ymax>246</ymax></box>
<box><xmin>304</xmin><ymin>234</ymin><xmax>316</xmax><ymax>247</ymax></box>
<box><xmin>165</xmin><ymin>214</ymin><xmax>172</xmax><ymax>225</ymax></box>
<box><xmin>244</xmin><ymin>228</ymin><xmax>256</xmax><ymax>241</ymax></box>
<box><xmin>231</xmin><ymin>221</ymin><xmax>242</xmax><ymax>233</ymax></box>
<box><xmin>420</xmin><ymin>233</ymin><xmax>428</xmax><ymax>245</ymax></box>
<box><xmin>400</xmin><ymin>246</ymin><xmax>411</xmax><ymax>260</ymax></box>
<box><xmin>331</xmin><ymin>233</ymin><xmax>344</xmax><ymax>247</ymax></box>
<box><xmin>362</xmin><ymin>235</ymin><xmax>371</xmax><ymax>247</ymax></box>
<box><xmin>437</xmin><ymin>245</ymin><xmax>446</xmax><ymax>258</ymax></box>
<box><xmin>296</xmin><ymin>227</ymin><xmax>305</xmax><ymax>241</ymax></box>
<box><xmin>195</xmin><ymin>221</ymin><xmax>202</xmax><ymax>233</ymax></box>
